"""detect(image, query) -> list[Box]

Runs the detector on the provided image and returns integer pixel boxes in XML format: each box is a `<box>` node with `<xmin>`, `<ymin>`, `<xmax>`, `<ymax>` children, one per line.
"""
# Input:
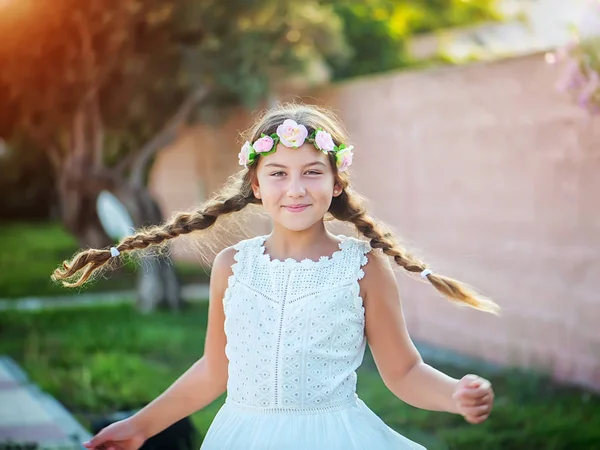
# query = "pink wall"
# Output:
<box><xmin>150</xmin><ymin>53</ymin><xmax>600</xmax><ymax>390</ymax></box>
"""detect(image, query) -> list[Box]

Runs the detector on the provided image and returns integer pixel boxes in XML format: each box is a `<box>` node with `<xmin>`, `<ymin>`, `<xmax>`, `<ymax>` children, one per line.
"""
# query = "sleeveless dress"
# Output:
<box><xmin>200</xmin><ymin>235</ymin><xmax>426</xmax><ymax>450</ymax></box>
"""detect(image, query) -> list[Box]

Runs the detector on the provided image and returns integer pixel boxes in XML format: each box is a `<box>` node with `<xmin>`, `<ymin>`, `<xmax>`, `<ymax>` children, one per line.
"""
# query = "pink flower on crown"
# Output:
<box><xmin>253</xmin><ymin>135</ymin><xmax>275</xmax><ymax>153</ymax></box>
<box><xmin>276</xmin><ymin>119</ymin><xmax>308</xmax><ymax>148</ymax></box>
<box><xmin>238</xmin><ymin>141</ymin><xmax>253</xmax><ymax>167</ymax></box>
<box><xmin>314</xmin><ymin>130</ymin><xmax>335</xmax><ymax>152</ymax></box>
<box><xmin>335</xmin><ymin>146</ymin><xmax>354</xmax><ymax>172</ymax></box>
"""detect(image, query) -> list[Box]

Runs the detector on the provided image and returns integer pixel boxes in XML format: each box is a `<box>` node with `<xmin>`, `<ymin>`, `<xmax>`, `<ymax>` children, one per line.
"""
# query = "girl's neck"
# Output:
<box><xmin>264</xmin><ymin>221</ymin><xmax>339</xmax><ymax>261</ymax></box>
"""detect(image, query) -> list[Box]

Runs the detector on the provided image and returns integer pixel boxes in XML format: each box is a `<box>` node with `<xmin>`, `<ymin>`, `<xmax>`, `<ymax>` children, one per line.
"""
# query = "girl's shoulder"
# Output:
<box><xmin>212</xmin><ymin>236</ymin><xmax>264</xmax><ymax>272</ymax></box>
<box><xmin>337</xmin><ymin>234</ymin><xmax>372</xmax><ymax>254</ymax></box>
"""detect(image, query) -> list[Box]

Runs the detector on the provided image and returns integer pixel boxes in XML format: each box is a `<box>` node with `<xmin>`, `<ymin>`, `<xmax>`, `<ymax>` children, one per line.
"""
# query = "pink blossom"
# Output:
<box><xmin>314</xmin><ymin>130</ymin><xmax>335</xmax><ymax>152</ymax></box>
<box><xmin>335</xmin><ymin>146</ymin><xmax>354</xmax><ymax>173</ymax></box>
<box><xmin>556</xmin><ymin>59</ymin><xmax>585</xmax><ymax>93</ymax></box>
<box><xmin>253</xmin><ymin>136</ymin><xmax>275</xmax><ymax>153</ymax></box>
<box><xmin>578</xmin><ymin>70</ymin><xmax>600</xmax><ymax>107</ymax></box>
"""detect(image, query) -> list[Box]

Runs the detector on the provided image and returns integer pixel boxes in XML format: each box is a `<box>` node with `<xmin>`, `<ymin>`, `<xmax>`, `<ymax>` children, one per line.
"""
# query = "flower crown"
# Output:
<box><xmin>238</xmin><ymin>119</ymin><xmax>354</xmax><ymax>172</ymax></box>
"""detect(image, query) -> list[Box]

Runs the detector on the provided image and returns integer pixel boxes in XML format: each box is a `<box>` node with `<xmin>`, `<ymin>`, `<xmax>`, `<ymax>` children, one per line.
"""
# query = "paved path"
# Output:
<box><xmin>0</xmin><ymin>356</ymin><xmax>91</xmax><ymax>449</ymax></box>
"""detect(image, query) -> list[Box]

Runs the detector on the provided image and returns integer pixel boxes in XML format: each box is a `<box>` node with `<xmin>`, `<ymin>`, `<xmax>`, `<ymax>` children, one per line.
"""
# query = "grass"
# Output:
<box><xmin>0</xmin><ymin>222</ymin><xmax>210</xmax><ymax>299</ymax></box>
<box><xmin>1</xmin><ymin>302</ymin><xmax>599</xmax><ymax>449</ymax></box>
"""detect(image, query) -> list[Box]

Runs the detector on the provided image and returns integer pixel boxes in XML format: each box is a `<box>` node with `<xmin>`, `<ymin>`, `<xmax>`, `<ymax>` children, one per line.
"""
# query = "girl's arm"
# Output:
<box><xmin>361</xmin><ymin>251</ymin><xmax>491</xmax><ymax>420</ymax></box>
<box><xmin>128</xmin><ymin>246</ymin><xmax>235</xmax><ymax>439</ymax></box>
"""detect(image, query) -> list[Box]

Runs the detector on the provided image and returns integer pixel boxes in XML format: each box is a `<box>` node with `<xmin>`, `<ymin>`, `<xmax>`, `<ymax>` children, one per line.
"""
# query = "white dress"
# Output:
<box><xmin>200</xmin><ymin>235</ymin><xmax>426</xmax><ymax>450</ymax></box>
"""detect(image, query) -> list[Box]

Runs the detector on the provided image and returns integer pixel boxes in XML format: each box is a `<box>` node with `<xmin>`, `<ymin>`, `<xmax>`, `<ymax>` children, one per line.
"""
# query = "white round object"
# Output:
<box><xmin>96</xmin><ymin>191</ymin><xmax>135</xmax><ymax>240</ymax></box>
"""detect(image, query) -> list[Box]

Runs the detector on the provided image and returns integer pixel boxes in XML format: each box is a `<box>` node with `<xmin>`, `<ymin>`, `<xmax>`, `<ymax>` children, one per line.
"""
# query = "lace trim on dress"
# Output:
<box><xmin>258</xmin><ymin>235</ymin><xmax>350</xmax><ymax>267</ymax></box>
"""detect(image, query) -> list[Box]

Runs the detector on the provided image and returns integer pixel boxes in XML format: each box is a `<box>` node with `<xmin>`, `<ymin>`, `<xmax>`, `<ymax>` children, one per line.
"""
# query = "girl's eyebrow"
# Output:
<box><xmin>305</xmin><ymin>161</ymin><xmax>327</xmax><ymax>168</ymax></box>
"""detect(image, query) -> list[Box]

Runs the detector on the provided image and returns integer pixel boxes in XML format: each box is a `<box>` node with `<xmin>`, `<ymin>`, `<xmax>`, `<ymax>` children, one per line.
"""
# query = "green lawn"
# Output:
<box><xmin>1</xmin><ymin>302</ymin><xmax>598</xmax><ymax>450</ymax></box>
<box><xmin>0</xmin><ymin>222</ymin><xmax>210</xmax><ymax>298</ymax></box>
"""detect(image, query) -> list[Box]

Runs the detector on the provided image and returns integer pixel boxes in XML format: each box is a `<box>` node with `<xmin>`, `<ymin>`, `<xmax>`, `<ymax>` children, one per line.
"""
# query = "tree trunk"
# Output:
<box><xmin>57</xmin><ymin>146</ymin><xmax>112</xmax><ymax>250</ymax></box>
<box><xmin>114</xmin><ymin>182</ymin><xmax>182</xmax><ymax>313</ymax></box>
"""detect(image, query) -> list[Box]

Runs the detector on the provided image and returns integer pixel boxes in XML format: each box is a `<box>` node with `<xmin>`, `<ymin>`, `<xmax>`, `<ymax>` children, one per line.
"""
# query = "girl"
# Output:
<box><xmin>53</xmin><ymin>103</ymin><xmax>498</xmax><ymax>450</ymax></box>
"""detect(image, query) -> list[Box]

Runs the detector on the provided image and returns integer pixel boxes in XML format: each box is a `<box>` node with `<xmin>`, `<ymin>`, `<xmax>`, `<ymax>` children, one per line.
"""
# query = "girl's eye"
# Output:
<box><xmin>270</xmin><ymin>171</ymin><xmax>286</xmax><ymax>177</ymax></box>
<box><xmin>305</xmin><ymin>170</ymin><xmax>322</xmax><ymax>175</ymax></box>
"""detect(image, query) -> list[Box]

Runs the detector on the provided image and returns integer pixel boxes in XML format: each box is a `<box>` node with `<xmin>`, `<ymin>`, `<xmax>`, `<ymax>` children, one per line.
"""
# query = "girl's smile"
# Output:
<box><xmin>282</xmin><ymin>204</ymin><xmax>310</xmax><ymax>213</ymax></box>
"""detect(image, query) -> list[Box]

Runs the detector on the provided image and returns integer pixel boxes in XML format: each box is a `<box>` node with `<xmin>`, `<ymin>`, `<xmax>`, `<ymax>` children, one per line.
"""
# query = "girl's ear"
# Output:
<box><xmin>252</xmin><ymin>179</ymin><xmax>261</xmax><ymax>199</ymax></box>
<box><xmin>333</xmin><ymin>181</ymin><xmax>343</xmax><ymax>197</ymax></box>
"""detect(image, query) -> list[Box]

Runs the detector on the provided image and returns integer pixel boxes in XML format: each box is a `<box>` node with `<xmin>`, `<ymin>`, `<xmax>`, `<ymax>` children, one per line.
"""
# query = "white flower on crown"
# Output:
<box><xmin>314</xmin><ymin>130</ymin><xmax>335</xmax><ymax>152</ymax></box>
<box><xmin>276</xmin><ymin>119</ymin><xmax>309</xmax><ymax>148</ymax></box>
<box><xmin>238</xmin><ymin>141</ymin><xmax>253</xmax><ymax>167</ymax></box>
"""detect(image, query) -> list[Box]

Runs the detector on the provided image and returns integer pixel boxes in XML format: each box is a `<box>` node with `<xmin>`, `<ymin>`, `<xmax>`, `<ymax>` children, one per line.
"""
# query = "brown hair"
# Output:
<box><xmin>52</xmin><ymin>103</ymin><xmax>499</xmax><ymax>314</ymax></box>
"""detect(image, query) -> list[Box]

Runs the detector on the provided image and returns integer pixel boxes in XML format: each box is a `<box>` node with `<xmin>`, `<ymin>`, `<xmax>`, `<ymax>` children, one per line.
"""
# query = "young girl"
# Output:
<box><xmin>54</xmin><ymin>103</ymin><xmax>498</xmax><ymax>450</ymax></box>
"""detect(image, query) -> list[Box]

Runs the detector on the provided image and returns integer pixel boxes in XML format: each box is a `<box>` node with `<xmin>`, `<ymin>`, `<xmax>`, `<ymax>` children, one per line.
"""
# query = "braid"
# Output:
<box><xmin>329</xmin><ymin>189</ymin><xmax>499</xmax><ymax>314</ymax></box>
<box><xmin>52</xmin><ymin>174</ymin><xmax>256</xmax><ymax>288</ymax></box>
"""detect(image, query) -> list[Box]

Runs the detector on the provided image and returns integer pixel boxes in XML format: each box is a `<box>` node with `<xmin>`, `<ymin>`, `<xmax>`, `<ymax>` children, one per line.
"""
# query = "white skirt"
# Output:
<box><xmin>200</xmin><ymin>397</ymin><xmax>426</xmax><ymax>450</ymax></box>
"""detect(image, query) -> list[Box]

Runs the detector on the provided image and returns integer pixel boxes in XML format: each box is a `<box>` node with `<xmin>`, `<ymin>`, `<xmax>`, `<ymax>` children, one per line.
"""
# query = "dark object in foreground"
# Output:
<box><xmin>91</xmin><ymin>411</ymin><xmax>198</xmax><ymax>450</ymax></box>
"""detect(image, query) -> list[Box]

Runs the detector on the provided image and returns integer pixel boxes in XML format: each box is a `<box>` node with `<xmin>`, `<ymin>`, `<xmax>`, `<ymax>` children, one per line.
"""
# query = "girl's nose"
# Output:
<box><xmin>287</xmin><ymin>178</ymin><xmax>306</xmax><ymax>197</ymax></box>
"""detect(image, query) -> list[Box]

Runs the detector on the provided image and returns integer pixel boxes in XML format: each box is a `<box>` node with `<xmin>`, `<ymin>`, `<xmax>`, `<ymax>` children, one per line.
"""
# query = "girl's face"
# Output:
<box><xmin>253</xmin><ymin>143</ymin><xmax>341</xmax><ymax>232</ymax></box>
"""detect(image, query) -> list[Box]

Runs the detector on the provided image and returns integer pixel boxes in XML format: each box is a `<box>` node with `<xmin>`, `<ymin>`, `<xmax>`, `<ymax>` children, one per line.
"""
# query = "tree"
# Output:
<box><xmin>327</xmin><ymin>0</ymin><xmax>501</xmax><ymax>80</ymax></box>
<box><xmin>0</xmin><ymin>0</ymin><xmax>346</xmax><ymax>311</ymax></box>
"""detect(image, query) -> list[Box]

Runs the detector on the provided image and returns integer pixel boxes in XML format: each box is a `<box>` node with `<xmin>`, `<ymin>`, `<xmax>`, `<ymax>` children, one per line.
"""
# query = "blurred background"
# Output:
<box><xmin>0</xmin><ymin>0</ymin><xmax>599</xmax><ymax>449</ymax></box>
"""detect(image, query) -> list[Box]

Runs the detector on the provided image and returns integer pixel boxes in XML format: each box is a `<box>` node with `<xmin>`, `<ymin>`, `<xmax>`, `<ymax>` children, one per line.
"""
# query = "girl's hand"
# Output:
<box><xmin>452</xmin><ymin>374</ymin><xmax>494</xmax><ymax>424</ymax></box>
<box><xmin>82</xmin><ymin>418</ymin><xmax>146</xmax><ymax>450</ymax></box>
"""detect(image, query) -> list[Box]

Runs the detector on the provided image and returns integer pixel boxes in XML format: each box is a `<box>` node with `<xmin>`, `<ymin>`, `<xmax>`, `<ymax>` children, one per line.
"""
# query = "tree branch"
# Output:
<box><xmin>87</xmin><ymin>87</ymin><xmax>105</xmax><ymax>168</ymax></box>
<box><xmin>124</xmin><ymin>86</ymin><xmax>208</xmax><ymax>186</ymax></box>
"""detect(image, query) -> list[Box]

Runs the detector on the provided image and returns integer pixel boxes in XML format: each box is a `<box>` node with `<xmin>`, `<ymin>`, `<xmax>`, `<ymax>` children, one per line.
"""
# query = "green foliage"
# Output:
<box><xmin>181</xmin><ymin>1</ymin><xmax>348</xmax><ymax>109</ymax></box>
<box><xmin>0</xmin><ymin>222</ymin><xmax>209</xmax><ymax>298</ymax></box>
<box><xmin>0</xmin><ymin>222</ymin><xmax>82</xmax><ymax>297</ymax></box>
<box><xmin>328</xmin><ymin>2</ymin><xmax>410</xmax><ymax>80</ymax></box>
<box><xmin>329</xmin><ymin>0</ymin><xmax>502</xmax><ymax>80</ymax></box>
<box><xmin>402</xmin><ymin>0</ymin><xmax>502</xmax><ymax>34</ymax></box>
<box><xmin>1</xmin><ymin>302</ymin><xmax>599</xmax><ymax>449</ymax></box>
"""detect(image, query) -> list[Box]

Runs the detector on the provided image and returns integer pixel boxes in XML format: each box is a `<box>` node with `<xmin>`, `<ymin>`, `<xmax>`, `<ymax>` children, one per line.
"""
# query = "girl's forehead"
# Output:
<box><xmin>261</xmin><ymin>143</ymin><xmax>329</xmax><ymax>166</ymax></box>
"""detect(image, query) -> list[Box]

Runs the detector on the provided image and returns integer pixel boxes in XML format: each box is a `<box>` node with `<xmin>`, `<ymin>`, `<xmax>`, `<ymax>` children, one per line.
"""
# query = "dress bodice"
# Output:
<box><xmin>222</xmin><ymin>235</ymin><xmax>371</xmax><ymax>412</ymax></box>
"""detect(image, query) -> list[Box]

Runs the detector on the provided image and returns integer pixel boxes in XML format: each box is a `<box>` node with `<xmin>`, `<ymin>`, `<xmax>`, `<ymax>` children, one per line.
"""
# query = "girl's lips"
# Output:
<box><xmin>283</xmin><ymin>204</ymin><xmax>310</xmax><ymax>212</ymax></box>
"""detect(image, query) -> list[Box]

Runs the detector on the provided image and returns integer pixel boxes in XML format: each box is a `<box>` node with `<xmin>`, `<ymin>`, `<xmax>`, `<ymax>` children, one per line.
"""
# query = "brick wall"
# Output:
<box><xmin>149</xmin><ymin>53</ymin><xmax>600</xmax><ymax>390</ymax></box>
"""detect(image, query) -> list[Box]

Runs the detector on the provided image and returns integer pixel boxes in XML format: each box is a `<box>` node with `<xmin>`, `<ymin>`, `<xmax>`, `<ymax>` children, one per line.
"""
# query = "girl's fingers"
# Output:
<box><xmin>464</xmin><ymin>403</ymin><xmax>491</xmax><ymax>417</ymax></box>
<box><xmin>459</xmin><ymin>385</ymin><xmax>492</xmax><ymax>400</ymax></box>
<box><xmin>466</xmin><ymin>413</ymin><xmax>489</xmax><ymax>424</ymax></box>
<box><xmin>457</xmin><ymin>392</ymin><xmax>493</xmax><ymax>407</ymax></box>
<box><xmin>461</xmin><ymin>403</ymin><xmax>492</xmax><ymax>424</ymax></box>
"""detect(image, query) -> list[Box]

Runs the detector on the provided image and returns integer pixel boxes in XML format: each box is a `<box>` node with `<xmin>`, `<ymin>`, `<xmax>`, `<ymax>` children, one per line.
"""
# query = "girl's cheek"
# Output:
<box><xmin>307</xmin><ymin>177</ymin><xmax>333</xmax><ymax>191</ymax></box>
